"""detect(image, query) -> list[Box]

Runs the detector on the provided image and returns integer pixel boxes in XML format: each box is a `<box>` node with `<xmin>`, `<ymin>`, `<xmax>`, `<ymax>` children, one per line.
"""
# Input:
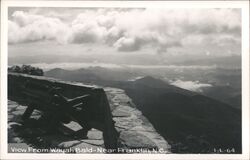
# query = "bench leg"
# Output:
<box><xmin>22</xmin><ymin>106</ymin><xmax>34</xmax><ymax>121</ymax></box>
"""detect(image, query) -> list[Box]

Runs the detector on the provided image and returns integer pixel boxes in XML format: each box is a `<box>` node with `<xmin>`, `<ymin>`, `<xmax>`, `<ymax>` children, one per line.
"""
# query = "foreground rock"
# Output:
<box><xmin>8</xmin><ymin>86</ymin><xmax>171</xmax><ymax>154</ymax></box>
<box><xmin>8</xmin><ymin>73</ymin><xmax>171</xmax><ymax>154</ymax></box>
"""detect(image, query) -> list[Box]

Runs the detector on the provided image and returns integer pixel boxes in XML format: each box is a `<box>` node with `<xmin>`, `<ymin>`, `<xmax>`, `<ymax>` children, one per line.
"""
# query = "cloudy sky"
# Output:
<box><xmin>8</xmin><ymin>7</ymin><xmax>241</xmax><ymax>64</ymax></box>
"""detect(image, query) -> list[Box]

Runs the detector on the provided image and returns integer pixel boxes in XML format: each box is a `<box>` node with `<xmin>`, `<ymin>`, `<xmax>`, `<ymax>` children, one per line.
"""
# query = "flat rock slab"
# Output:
<box><xmin>87</xmin><ymin>129</ymin><xmax>103</xmax><ymax>140</ymax></box>
<box><xmin>112</xmin><ymin>108</ymin><xmax>131</xmax><ymax>117</ymax></box>
<box><xmin>81</xmin><ymin>139</ymin><xmax>104</xmax><ymax>146</ymax></box>
<box><xmin>8</xmin><ymin>115</ymin><xmax>14</xmax><ymax>121</ymax></box>
<box><xmin>11</xmin><ymin>110</ymin><xmax>25</xmax><ymax>116</ymax></box>
<box><xmin>62</xmin><ymin>121</ymin><xmax>83</xmax><ymax>132</ymax></box>
<box><xmin>120</xmin><ymin>131</ymin><xmax>157</xmax><ymax>149</ymax></box>
<box><xmin>58</xmin><ymin>140</ymin><xmax>81</xmax><ymax>148</ymax></box>
<box><xmin>16</xmin><ymin>105</ymin><xmax>27</xmax><ymax>110</ymax></box>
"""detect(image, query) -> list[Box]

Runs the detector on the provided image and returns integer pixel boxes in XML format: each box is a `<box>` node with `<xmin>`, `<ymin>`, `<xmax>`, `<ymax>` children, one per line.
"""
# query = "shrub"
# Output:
<box><xmin>8</xmin><ymin>65</ymin><xmax>44</xmax><ymax>76</ymax></box>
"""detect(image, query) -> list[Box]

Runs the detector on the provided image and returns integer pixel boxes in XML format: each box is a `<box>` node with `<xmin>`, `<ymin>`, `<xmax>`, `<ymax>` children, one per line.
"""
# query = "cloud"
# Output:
<box><xmin>170</xmin><ymin>79</ymin><xmax>212</xmax><ymax>92</ymax></box>
<box><xmin>8</xmin><ymin>8</ymin><xmax>241</xmax><ymax>54</ymax></box>
<box><xmin>69</xmin><ymin>22</ymin><xmax>106</xmax><ymax>43</ymax></box>
<box><xmin>8</xmin><ymin>11</ymin><xmax>70</xmax><ymax>44</ymax></box>
<box><xmin>8</xmin><ymin>20</ymin><xmax>20</xmax><ymax>44</ymax></box>
<box><xmin>114</xmin><ymin>37</ymin><xmax>142</xmax><ymax>51</ymax></box>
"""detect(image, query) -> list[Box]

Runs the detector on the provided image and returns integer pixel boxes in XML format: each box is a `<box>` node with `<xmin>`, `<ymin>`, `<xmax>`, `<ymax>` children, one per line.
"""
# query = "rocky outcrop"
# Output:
<box><xmin>8</xmin><ymin>73</ymin><xmax>171</xmax><ymax>153</ymax></box>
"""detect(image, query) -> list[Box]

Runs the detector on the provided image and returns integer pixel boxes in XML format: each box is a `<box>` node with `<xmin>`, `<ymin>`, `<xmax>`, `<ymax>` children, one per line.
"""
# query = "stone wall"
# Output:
<box><xmin>105</xmin><ymin>87</ymin><xmax>171</xmax><ymax>153</ymax></box>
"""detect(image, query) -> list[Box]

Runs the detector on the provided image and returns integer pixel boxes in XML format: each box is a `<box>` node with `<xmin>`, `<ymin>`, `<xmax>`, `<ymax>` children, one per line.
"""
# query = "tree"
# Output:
<box><xmin>8</xmin><ymin>65</ymin><xmax>44</xmax><ymax>76</ymax></box>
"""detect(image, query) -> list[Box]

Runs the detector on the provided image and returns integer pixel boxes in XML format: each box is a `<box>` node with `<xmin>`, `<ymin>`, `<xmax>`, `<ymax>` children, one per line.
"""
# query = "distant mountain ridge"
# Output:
<box><xmin>132</xmin><ymin>76</ymin><xmax>197</xmax><ymax>96</ymax></box>
<box><xmin>10</xmin><ymin>55</ymin><xmax>240</xmax><ymax>69</ymax></box>
<box><xmin>174</xmin><ymin>55</ymin><xmax>241</xmax><ymax>68</ymax></box>
<box><xmin>45</xmin><ymin>67</ymin><xmax>137</xmax><ymax>82</ymax></box>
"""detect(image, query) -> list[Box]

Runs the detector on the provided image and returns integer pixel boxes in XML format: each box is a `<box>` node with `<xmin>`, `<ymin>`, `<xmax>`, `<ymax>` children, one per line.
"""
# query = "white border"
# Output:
<box><xmin>1</xmin><ymin>1</ymin><xmax>249</xmax><ymax>160</ymax></box>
